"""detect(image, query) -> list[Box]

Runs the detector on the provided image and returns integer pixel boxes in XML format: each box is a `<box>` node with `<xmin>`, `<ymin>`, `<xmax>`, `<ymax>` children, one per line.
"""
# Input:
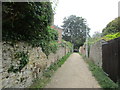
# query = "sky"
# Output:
<box><xmin>53</xmin><ymin>0</ymin><xmax>119</xmax><ymax>36</ymax></box>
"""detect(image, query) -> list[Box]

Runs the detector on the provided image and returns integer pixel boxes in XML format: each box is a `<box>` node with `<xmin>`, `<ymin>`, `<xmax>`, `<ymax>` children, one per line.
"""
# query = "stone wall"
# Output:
<box><xmin>79</xmin><ymin>45</ymin><xmax>86</xmax><ymax>56</ymax></box>
<box><xmin>57</xmin><ymin>29</ymin><xmax>62</xmax><ymax>43</ymax></box>
<box><xmin>0</xmin><ymin>42</ymin><xmax>2</xmax><ymax>89</ymax></box>
<box><xmin>1</xmin><ymin>42</ymin><xmax>70</xmax><ymax>88</ymax></box>
<box><xmin>89</xmin><ymin>40</ymin><xmax>106</xmax><ymax>67</ymax></box>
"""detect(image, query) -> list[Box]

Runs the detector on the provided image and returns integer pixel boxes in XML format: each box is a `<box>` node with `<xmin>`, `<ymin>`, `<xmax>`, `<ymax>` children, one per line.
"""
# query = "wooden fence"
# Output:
<box><xmin>102</xmin><ymin>37</ymin><xmax>120</xmax><ymax>82</ymax></box>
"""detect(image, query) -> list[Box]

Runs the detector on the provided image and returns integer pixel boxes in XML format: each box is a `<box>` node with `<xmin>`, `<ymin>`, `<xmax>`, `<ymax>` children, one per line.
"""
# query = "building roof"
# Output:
<box><xmin>51</xmin><ymin>25</ymin><xmax>63</xmax><ymax>31</ymax></box>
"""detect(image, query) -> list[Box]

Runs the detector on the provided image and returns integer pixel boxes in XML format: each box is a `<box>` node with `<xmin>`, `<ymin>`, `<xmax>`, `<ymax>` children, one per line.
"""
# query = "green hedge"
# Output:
<box><xmin>2</xmin><ymin>2</ymin><xmax>60</xmax><ymax>56</ymax></box>
<box><xmin>2</xmin><ymin>2</ymin><xmax>53</xmax><ymax>42</ymax></box>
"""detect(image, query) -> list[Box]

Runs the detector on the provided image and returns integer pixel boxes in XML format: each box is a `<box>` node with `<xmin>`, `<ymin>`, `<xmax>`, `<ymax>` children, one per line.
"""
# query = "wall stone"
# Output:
<box><xmin>1</xmin><ymin>42</ymin><xmax>70</xmax><ymax>88</ymax></box>
<box><xmin>0</xmin><ymin>42</ymin><xmax>2</xmax><ymax>89</ymax></box>
<box><xmin>89</xmin><ymin>40</ymin><xmax>106</xmax><ymax>67</ymax></box>
<box><xmin>79</xmin><ymin>45</ymin><xmax>86</xmax><ymax>56</ymax></box>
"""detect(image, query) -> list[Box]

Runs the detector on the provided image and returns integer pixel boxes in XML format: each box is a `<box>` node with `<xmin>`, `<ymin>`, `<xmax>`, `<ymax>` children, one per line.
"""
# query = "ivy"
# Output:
<box><xmin>8</xmin><ymin>51</ymin><xmax>29</xmax><ymax>73</ymax></box>
<box><xmin>49</xmin><ymin>41</ymin><xmax>59</xmax><ymax>53</ymax></box>
<box><xmin>2</xmin><ymin>2</ymin><xmax>53</xmax><ymax>42</ymax></box>
<box><xmin>2</xmin><ymin>2</ymin><xmax>59</xmax><ymax>56</ymax></box>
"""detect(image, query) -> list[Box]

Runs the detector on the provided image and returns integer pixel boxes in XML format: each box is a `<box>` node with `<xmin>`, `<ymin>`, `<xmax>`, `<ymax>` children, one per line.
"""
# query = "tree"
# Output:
<box><xmin>62</xmin><ymin>15</ymin><xmax>90</xmax><ymax>49</ymax></box>
<box><xmin>92</xmin><ymin>31</ymin><xmax>101</xmax><ymax>38</ymax></box>
<box><xmin>102</xmin><ymin>17</ymin><xmax>120</xmax><ymax>36</ymax></box>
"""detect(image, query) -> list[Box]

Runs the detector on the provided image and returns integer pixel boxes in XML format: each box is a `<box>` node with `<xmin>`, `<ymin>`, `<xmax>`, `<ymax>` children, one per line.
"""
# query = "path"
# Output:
<box><xmin>45</xmin><ymin>53</ymin><xmax>101</xmax><ymax>88</ymax></box>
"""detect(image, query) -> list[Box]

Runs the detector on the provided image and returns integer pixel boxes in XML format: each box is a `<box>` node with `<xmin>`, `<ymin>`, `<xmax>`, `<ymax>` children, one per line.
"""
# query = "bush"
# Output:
<box><xmin>42</xmin><ymin>41</ymin><xmax>59</xmax><ymax>56</ymax></box>
<box><xmin>2</xmin><ymin>2</ymin><xmax>60</xmax><ymax>56</ymax></box>
<box><xmin>60</xmin><ymin>40</ymin><xmax>73</xmax><ymax>52</ymax></box>
<box><xmin>49</xmin><ymin>41</ymin><xmax>59</xmax><ymax>53</ymax></box>
<box><xmin>102</xmin><ymin>17</ymin><xmax>120</xmax><ymax>36</ymax></box>
<box><xmin>2</xmin><ymin>2</ymin><xmax>53</xmax><ymax>42</ymax></box>
<box><xmin>38</xmin><ymin>27</ymin><xmax>58</xmax><ymax>56</ymax></box>
<box><xmin>102</xmin><ymin>32</ymin><xmax>120</xmax><ymax>41</ymax></box>
<box><xmin>47</xmin><ymin>26</ymin><xmax>58</xmax><ymax>41</ymax></box>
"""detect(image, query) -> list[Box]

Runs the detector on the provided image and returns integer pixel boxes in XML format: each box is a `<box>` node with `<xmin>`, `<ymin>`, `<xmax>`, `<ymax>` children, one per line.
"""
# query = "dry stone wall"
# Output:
<box><xmin>1</xmin><ymin>42</ymin><xmax>70</xmax><ymax>88</ymax></box>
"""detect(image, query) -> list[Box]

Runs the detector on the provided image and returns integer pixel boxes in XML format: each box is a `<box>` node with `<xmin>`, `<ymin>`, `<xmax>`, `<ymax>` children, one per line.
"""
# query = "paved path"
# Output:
<box><xmin>45</xmin><ymin>53</ymin><xmax>101</xmax><ymax>88</ymax></box>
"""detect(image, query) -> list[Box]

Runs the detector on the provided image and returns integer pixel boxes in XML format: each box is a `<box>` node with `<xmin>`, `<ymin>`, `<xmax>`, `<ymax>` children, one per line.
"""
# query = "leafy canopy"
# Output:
<box><xmin>102</xmin><ymin>17</ymin><xmax>120</xmax><ymax>36</ymax></box>
<box><xmin>62</xmin><ymin>15</ymin><xmax>90</xmax><ymax>49</ymax></box>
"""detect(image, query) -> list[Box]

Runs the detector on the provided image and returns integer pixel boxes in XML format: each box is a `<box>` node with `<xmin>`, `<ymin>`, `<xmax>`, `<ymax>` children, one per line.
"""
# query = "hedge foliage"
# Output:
<box><xmin>2</xmin><ymin>2</ymin><xmax>59</xmax><ymax>56</ymax></box>
<box><xmin>3</xmin><ymin>2</ymin><xmax>53</xmax><ymax>41</ymax></box>
<box><xmin>102</xmin><ymin>17</ymin><xmax>120</xmax><ymax>36</ymax></box>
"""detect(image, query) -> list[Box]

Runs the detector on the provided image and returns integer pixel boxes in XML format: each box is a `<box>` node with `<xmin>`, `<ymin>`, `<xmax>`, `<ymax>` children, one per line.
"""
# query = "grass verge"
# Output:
<box><xmin>29</xmin><ymin>52</ymin><xmax>72</xmax><ymax>88</ymax></box>
<box><xmin>79</xmin><ymin>53</ymin><xmax>118</xmax><ymax>88</ymax></box>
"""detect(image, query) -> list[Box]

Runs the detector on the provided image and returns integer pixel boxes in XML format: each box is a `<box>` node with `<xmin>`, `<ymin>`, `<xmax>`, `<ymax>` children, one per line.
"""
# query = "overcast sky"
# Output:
<box><xmin>53</xmin><ymin>0</ymin><xmax>119</xmax><ymax>36</ymax></box>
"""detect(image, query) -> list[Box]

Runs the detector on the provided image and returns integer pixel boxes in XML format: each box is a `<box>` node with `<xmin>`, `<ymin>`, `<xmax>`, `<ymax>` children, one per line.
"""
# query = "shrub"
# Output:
<box><xmin>49</xmin><ymin>41</ymin><xmax>59</xmax><ymax>53</ymax></box>
<box><xmin>2</xmin><ymin>2</ymin><xmax>60</xmax><ymax>56</ymax></box>
<box><xmin>2</xmin><ymin>2</ymin><xmax>53</xmax><ymax>42</ymax></box>
<box><xmin>61</xmin><ymin>40</ymin><xmax>73</xmax><ymax>51</ymax></box>
<box><xmin>102</xmin><ymin>32</ymin><xmax>120</xmax><ymax>41</ymax></box>
<box><xmin>102</xmin><ymin>17</ymin><xmax>120</xmax><ymax>36</ymax></box>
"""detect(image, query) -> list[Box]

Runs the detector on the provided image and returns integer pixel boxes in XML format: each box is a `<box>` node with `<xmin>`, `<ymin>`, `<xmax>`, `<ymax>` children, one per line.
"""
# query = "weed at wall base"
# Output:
<box><xmin>79</xmin><ymin>53</ymin><xmax>118</xmax><ymax>89</ymax></box>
